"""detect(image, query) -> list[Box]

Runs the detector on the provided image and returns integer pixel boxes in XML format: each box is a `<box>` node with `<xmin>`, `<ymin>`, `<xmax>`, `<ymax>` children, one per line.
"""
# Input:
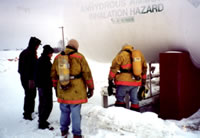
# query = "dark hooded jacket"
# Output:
<box><xmin>18</xmin><ymin>37</ymin><xmax>41</xmax><ymax>80</ymax></box>
<box><xmin>35</xmin><ymin>46</ymin><xmax>53</xmax><ymax>88</ymax></box>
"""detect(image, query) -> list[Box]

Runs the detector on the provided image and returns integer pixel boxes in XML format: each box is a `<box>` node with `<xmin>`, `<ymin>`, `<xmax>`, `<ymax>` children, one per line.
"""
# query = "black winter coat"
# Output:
<box><xmin>36</xmin><ymin>54</ymin><xmax>52</xmax><ymax>88</ymax></box>
<box><xmin>18</xmin><ymin>48</ymin><xmax>37</xmax><ymax>80</ymax></box>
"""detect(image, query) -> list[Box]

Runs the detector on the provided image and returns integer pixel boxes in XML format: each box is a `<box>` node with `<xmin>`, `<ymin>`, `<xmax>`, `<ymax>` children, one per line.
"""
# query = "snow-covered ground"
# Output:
<box><xmin>0</xmin><ymin>50</ymin><xmax>200</xmax><ymax>138</ymax></box>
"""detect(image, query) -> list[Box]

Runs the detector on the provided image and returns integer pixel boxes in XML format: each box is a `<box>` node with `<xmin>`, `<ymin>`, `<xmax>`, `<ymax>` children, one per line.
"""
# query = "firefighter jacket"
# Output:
<box><xmin>51</xmin><ymin>47</ymin><xmax>94</xmax><ymax>104</ymax></box>
<box><xmin>108</xmin><ymin>45</ymin><xmax>147</xmax><ymax>86</ymax></box>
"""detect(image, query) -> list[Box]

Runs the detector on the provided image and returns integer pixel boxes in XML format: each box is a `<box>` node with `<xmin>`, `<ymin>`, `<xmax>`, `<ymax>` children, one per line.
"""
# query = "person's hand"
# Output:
<box><xmin>60</xmin><ymin>85</ymin><xmax>69</xmax><ymax>90</ymax></box>
<box><xmin>142</xmin><ymin>79</ymin><xmax>146</xmax><ymax>86</ymax></box>
<box><xmin>87</xmin><ymin>89</ymin><xmax>94</xmax><ymax>98</ymax></box>
<box><xmin>108</xmin><ymin>80</ymin><xmax>115</xmax><ymax>96</ymax></box>
<box><xmin>137</xmin><ymin>86</ymin><xmax>148</xmax><ymax>101</ymax></box>
<box><xmin>134</xmin><ymin>76</ymin><xmax>141</xmax><ymax>81</ymax></box>
<box><xmin>28</xmin><ymin>80</ymin><xmax>35</xmax><ymax>89</ymax></box>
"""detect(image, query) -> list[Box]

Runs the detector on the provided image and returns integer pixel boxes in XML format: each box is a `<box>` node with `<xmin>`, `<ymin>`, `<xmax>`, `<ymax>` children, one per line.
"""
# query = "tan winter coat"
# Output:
<box><xmin>51</xmin><ymin>47</ymin><xmax>94</xmax><ymax>104</ymax></box>
<box><xmin>108</xmin><ymin>45</ymin><xmax>147</xmax><ymax>86</ymax></box>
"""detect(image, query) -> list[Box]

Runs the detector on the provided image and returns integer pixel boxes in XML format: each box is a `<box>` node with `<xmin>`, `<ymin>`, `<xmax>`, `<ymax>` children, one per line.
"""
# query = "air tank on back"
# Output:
<box><xmin>63</xmin><ymin>0</ymin><xmax>200</xmax><ymax>68</ymax></box>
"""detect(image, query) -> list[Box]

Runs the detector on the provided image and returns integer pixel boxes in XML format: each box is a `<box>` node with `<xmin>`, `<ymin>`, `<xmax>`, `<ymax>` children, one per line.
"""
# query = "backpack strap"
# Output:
<box><xmin>60</xmin><ymin>50</ymin><xmax>77</xmax><ymax>56</ymax></box>
<box><xmin>120</xmin><ymin>68</ymin><xmax>132</xmax><ymax>73</ymax></box>
<box><xmin>70</xmin><ymin>73</ymin><xmax>82</xmax><ymax>79</ymax></box>
<box><xmin>68</xmin><ymin>51</ymin><xmax>77</xmax><ymax>56</ymax></box>
<box><xmin>123</xmin><ymin>49</ymin><xmax>132</xmax><ymax>54</ymax></box>
<box><xmin>119</xmin><ymin>49</ymin><xmax>133</xmax><ymax>73</ymax></box>
<box><xmin>123</xmin><ymin>49</ymin><xmax>132</xmax><ymax>61</ymax></box>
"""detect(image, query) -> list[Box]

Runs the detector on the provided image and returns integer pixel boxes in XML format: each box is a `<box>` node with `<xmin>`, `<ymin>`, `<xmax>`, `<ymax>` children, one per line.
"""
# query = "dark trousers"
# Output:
<box><xmin>20</xmin><ymin>77</ymin><xmax>36</xmax><ymax>117</ymax></box>
<box><xmin>38</xmin><ymin>87</ymin><xmax>53</xmax><ymax>124</ymax></box>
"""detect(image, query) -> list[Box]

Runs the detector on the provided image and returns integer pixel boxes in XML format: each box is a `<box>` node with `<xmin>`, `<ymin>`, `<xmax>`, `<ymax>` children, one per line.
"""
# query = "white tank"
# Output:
<box><xmin>62</xmin><ymin>0</ymin><xmax>200</xmax><ymax>67</ymax></box>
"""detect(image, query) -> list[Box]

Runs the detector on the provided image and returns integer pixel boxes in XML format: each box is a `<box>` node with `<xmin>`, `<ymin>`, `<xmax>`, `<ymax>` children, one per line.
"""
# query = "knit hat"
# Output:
<box><xmin>43</xmin><ymin>45</ymin><xmax>54</xmax><ymax>54</ymax></box>
<box><xmin>67</xmin><ymin>39</ymin><xmax>79</xmax><ymax>49</ymax></box>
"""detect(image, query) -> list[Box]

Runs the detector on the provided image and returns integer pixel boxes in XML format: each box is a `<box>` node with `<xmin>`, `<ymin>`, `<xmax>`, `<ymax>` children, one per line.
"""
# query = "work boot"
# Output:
<box><xmin>45</xmin><ymin>121</ymin><xmax>50</xmax><ymax>125</ymax></box>
<box><xmin>130</xmin><ymin>104</ymin><xmax>140</xmax><ymax>112</ymax></box>
<box><xmin>39</xmin><ymin>122</ymin><xmax>54</xmax><ymax>130</ymax></box>
<box><xmin>23</xmin><ymin>114</ymin><xmax>33</xmax><ymax>121</ymax></box>
<box><xmin>114</xmin><ymin>101</ymin><xmax>126</xmax><ymax>108</ymax></box>
<box><xmin>130</xmin><ymin>107</ymin><xmax>140</xmax><ymax>112</ymax></box>
<box><xmin>73</xmin><ymin>135</ymin><xmax>82</xmax><ymax>138</ymax></box>
<box><xmin>61</xmin><ymin>130</ymin><xmax>68</xmax><ymax>137</ymax></box>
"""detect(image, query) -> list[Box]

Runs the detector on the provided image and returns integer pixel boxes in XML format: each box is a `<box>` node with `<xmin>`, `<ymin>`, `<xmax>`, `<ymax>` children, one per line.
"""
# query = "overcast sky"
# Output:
<box><xmin>0</xmin><ymin>0</ymin><xmax>77</xmax><ymax>50</ymax></box>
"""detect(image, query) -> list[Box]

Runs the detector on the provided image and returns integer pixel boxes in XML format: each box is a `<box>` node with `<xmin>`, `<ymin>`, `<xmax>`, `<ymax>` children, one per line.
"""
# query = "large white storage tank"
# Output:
<box><xmin>63</xmin><ymin>0</ymin><xmax>200</xmax><ymax>68</ymax></box>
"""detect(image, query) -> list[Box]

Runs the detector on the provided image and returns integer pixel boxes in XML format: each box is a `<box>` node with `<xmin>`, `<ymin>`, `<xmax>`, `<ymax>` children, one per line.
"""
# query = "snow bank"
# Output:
<box><xmin>0</xmin><ymin>50</ymin><xmax>200</xmax><ymax>138</ymax></box>
<box><xmin>82</xmin><ymin>104</ymin><xmax>200</xmax><ymax>138</ymax></box>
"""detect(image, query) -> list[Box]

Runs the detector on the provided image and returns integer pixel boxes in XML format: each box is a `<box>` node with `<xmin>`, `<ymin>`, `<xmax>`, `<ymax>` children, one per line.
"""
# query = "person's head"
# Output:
<box><xmin>28</xmin><ymin>37</ymin><xmax>41</xmax><ymax>50</ymax></box>
<box><xmin>42</xmin><ymin>45</ymin><xmax>54</xmax><ymax>58</ymax></box>
<box><xmin>67</xmin><ymin>39</ymin><xmax>79</xmax><ymax>50</ymax></box>
<box><xmin>122</xmin><ymin>44</ymin><xmax>134</xmax><ymax>51</ymax></box>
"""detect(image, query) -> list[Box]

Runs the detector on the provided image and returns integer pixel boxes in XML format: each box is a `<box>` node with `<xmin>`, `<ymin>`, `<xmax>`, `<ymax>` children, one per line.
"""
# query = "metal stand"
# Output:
<box><xmin>103</xmin><ymin>95</ymin><xmax>108</xmax><ymax>108</ymax></box>
<box><xmin>149</xmin><ymin>63</ymin><xmax>153</xmax><ymax>97</ymax></box>
<box><xmin>125</xmin><ymin>93</ymin><xmax>130</xmax><ymax>109</ymax></box>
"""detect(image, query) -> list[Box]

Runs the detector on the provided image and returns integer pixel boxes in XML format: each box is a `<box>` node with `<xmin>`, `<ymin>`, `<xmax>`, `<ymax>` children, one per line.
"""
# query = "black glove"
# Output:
<box><xmin>142</xmin><ymin>79</ymin><xmax>146</xmax><ymax>86</ymax></box>
<box><xmin>87</xmin><ymin>89</ymin><xmax>93</xmax><ymax>98</ymax></box>
<box><xmin>137</xmin><ymin>86</ymin><xmax>146</xmax><ymax>101</ymax></box>
<box><xmin>107</xmin><ymin>85</ymin><xmax>113</xmax><ymax>96</ymax></box>
<box><xmin>60</xmin><ymin>85</ymin><xmax>69</xmax><ymax>90</ymax></box>
<box><xmin>28</xmin><ymin>80</ymin><xmax>35</xmax><ymax>89</ymax></box>
<box><xmin>107</xmin><ymin>80</ymin><xmax>115</xmax><ymax>96</ymax></box>
<box><xmin>134</xmin><ymin>75</ymin><xmax>141</xmax><ymax>81</ymax></box>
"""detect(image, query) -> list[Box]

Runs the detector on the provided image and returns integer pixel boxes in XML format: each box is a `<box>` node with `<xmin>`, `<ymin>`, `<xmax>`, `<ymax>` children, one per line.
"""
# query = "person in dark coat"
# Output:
<box><xmin>35</xmin><ymin>45</ymin><xmax>54</xmax><ymax>130</ymax></box>
<box><xmin>18</xmin><ymin>36</ymin><xmax>41</xmax><ymax>120</ymax></box>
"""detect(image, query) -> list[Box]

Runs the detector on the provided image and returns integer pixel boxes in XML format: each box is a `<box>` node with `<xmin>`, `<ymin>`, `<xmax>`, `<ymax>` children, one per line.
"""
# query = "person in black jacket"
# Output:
<box><xmin>36</xmin><ymin>45</ymin><xmax>54</xmax><ymax>130</ymax></box>
<box><xmin>18</xmin><ymin>36</ymin><xmax>41</xmax><ymax>120</ymax></box>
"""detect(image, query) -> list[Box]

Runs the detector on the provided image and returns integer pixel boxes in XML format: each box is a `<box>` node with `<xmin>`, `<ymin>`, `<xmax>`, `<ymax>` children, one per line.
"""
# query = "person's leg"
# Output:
<box><xmin>38</xmin><ymin>88</ymin><xmax>44</xmax><ymax>122</ymax></box>
<box><xmin>45</xmin><ymin>87</ymin><xmax>53</xmax><ymax>122</ymax></box>
<box><xmin>129</xmin><ymin>86</ymin><xmax>140</xmax><ymax>111</ymax></box>
<box><xmin>60</xmin><ymin>103</ymin><xmax>70</xmax><ymax>135</ymax></box>
<box><xmin>38</xmin><ymin>88</ymin><xmax>50</xmax><ymax>129</ymax></box>
<box><xmin>24</xmin><ymin>88</ymin><xmax>32</xmax><ymax>118</ymax></box>
<box><xmin>71</xmin><ymin>104</ymin><xmax>82</xmax><ymax>136</ymax></box>
<box><xmin>39</xmin><ymin>87</ymin><xmax>53</xmax><ymax>126</ymax></box>
<box><xmin>29</xmin><ymin>87</ymin><xmax>36</xmax><ymax>113</ymax></box>
<box><xmin>21</xmin><ymin>78</ymin><xmax>36</xmax><ymax>120</ymax></box>
<box><xmin>115</xmin><ymin>85</ymin><xmax>127</xmax><ymax>107</ymax></box>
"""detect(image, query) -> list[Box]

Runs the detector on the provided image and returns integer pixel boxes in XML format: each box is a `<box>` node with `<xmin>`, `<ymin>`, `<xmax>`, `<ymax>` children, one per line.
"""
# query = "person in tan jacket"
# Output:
<box><xmin>108</xmin><ymin>44</ymin><xmax>147</xmax><ymax>111</ymax></box>
<box><xmin>51</xmin><ymin>39</ymin><xmax>94</xmax><ymax>138</ymax></box>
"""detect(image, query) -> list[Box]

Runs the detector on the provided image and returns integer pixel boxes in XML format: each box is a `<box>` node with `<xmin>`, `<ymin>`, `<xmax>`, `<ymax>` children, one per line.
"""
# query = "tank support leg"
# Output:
<box><xmin>103</xmin><ymin>95</ymin><xmax>108</xmax><ymax>108</ymax></box>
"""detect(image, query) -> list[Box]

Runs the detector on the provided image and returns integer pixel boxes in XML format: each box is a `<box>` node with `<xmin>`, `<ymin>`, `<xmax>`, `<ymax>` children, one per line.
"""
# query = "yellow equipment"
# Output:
<box><xmin>132</xmin><ymin>50</ymin><xmax>142</xmax><ymax>78</ymax></box>
<box><xmin>138</xmin><ymin>86</ymin><xmax>148</xmax><ymax>101</ymax></box>
<box><xmin>58</xmin><ymin>55</ymin><xmax>70</xmax><ymax>87</ymax></box>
